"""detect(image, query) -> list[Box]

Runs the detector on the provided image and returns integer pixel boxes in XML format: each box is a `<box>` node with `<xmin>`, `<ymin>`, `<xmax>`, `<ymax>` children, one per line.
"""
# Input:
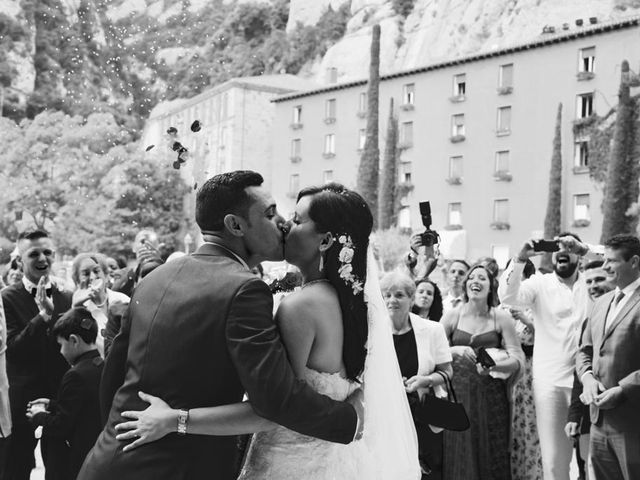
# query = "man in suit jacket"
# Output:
<box><xmin>576</xmin><ymin>233</ymin><xmax>640</xmax><ymax>480</ymax></box>
<box><xmin>79</xmin><ymin>171</ymin><xmax>360</xmax><ymax>480</ymax></box>
<box><xmin>2</xmin><ymin>230</ymin><xmax>72</xmax><ymax>480</ymax></box>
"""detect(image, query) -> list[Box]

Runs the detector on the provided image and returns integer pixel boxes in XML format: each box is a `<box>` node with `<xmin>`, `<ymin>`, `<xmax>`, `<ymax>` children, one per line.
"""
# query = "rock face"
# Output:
<box><xmin>295</xmin><ymin>0</ymin><xmax>640</xmax><ymax>82</ymax></box>
<box><xmin>286</xmin><ymin>0</ymin><xmax>350</xmax><ymax>31</ymax></box>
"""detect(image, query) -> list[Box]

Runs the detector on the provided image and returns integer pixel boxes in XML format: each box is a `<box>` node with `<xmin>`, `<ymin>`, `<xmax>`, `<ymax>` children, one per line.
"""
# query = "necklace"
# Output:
<box><xmin>302</xmin><ymin>278</ymin><xmax>330</xmax><ymax>289</ymax></box>
<box><xmin>94</xmin><ymin>297</ymin><xmax>108</xmax><ymax>308</ymax></box>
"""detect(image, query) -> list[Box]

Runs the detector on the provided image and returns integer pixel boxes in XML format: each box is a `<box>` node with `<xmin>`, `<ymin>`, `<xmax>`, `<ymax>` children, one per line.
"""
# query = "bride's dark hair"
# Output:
<box><xmin>297</xmin><ymin>183</ymin><xmax>373</xmax><ymax>381</ymax></box>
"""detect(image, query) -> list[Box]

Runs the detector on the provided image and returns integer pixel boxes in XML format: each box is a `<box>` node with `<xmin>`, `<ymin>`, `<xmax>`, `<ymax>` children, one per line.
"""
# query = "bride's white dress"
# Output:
<box><xmin>238</xmin><ymin>367</ymin><xmax>367</xmax><ymax>479</ymax></box>
<box><xmin>240</xmin><ymin>250</ymin><xmax>421</xmax><ymax>479</ymax></box>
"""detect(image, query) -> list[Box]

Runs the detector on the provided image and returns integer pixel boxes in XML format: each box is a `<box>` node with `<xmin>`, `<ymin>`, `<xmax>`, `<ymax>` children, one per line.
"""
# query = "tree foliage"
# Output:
<box><xmin>601</xmin><ymin>60</ymin><xmax>640</xmax><ymax>241</ymax></box>
<box><xmin>379</xmin><ymin>97</ymin><xmax>398</xmax><ymax>229</ymax></box>
<box><xmin>0</xmin><ymin>111</ymin><xmax>188</xmax><ymax>256</ymax></box>
<box><xmin>357</xmin><ymin>24</ymin><xmax>381</xmax><ymax>229</ymax></box>
<box><xmin>541</xmin><ymin>103</ymin><xmax>562</xmax><ymax>271</ymax></box>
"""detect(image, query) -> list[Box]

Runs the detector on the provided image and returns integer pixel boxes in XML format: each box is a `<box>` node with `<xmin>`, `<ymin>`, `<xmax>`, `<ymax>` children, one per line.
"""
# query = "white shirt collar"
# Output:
<box><xmin>616</xmin><ymin>276</ymin><xmax>640</xmax><ymax>298</ymax></box>
<box><xmin>22</xmin><ymin>276</ymin><xmax>53</xmax><ymax>293</ymax></box>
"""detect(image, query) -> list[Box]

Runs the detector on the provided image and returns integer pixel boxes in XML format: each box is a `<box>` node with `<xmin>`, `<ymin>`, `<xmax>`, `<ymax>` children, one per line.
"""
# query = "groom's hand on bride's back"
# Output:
<box><xmin>347</xmin><ymin>388</ymin><xmax>364</xmax><ymax>440</ymax></box>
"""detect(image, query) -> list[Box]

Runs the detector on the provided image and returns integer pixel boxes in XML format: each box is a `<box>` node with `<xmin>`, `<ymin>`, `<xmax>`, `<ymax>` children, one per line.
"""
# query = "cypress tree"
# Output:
<box><xmin>541</xmin><ymin>103</ymin><xmax>563</xmax><ymax>272</ymax></box>
<box><xmin>379</xmin><ymin>97</ymin><xmax>398</xmax><ymax>229</ymax></box>
<box><xmin>601</xmin><ymin>60</ymin><xmax>639</xmax><ymax>241</ymax></box>
<box><xmin>357</xmin><ymin>24</ymin><xmax>381</xmax><ymax>228</ymax></box>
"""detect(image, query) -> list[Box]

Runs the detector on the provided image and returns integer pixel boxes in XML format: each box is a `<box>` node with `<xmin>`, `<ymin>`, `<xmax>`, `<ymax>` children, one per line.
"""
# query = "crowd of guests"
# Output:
<box><xmin>385</xmin><ymin>232</ymin><xmax>639</xmax><ymax>480</ymax></box>
<box><xmin>0</xmin><ymin>222</ymin><xmax>638</xmax><ymax>480</ymax></box>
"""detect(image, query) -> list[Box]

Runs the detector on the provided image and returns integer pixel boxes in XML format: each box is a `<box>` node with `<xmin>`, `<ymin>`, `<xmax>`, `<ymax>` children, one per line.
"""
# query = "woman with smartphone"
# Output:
<box><xmin>440</xmin><ymin>264</ymin><xmax>524</xmax><ymax>480</ymax></box>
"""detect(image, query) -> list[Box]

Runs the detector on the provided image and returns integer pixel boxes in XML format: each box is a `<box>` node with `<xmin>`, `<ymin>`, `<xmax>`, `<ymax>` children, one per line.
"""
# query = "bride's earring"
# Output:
<box><xmin>319</xmin><ymin>254</ymin><xmax>324</xmax><ymax>272</ymax></box>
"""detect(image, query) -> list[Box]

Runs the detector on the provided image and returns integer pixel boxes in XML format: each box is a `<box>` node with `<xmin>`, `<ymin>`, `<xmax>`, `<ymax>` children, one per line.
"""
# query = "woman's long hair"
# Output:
<box><xmin>411</xmin><ymin>278</ymin><xmax>443</xmax><ymax>321</ymax></box>
<box><xmin>298</xmin><ymin>183</ymin><xmax>373</xmax><ymax>381</ymax></box>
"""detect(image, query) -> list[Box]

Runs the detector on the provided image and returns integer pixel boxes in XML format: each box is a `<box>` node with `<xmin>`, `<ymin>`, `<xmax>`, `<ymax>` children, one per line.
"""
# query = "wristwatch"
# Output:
<box><xmin>177</xmin><ymin>409</ymin><xmax>189</xmax><ymax>435</ymax></box>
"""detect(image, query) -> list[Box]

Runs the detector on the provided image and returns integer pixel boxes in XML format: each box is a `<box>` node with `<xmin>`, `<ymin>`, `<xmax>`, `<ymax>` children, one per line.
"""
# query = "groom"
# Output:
<box><xmin>78</xmin><ymin>171</ymin><xmax>359</xmax><ymax>480</ymax></box>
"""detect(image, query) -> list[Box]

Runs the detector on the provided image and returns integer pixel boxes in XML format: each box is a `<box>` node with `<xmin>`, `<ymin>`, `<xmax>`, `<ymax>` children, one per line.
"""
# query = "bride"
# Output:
<box><xmin>114</xmin><ymin>183</ymin><xmax>420</xmax><ymax>479</ymax></box>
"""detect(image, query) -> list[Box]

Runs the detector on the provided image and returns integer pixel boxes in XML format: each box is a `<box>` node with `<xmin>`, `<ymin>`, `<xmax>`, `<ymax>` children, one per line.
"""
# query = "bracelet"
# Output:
<box><xmin>177</xmin><ymin>409</ymin><xmax>189</xmax><ymax>435</ymax></box>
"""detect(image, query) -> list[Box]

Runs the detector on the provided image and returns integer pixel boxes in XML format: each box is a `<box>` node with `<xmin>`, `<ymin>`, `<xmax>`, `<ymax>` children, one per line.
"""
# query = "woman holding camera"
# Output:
<box><xmin>381</xmin><ymin>272</ymin><xmax>452</xmax><ymax>480</ymax></box>
<box><xmin>441</xmin><ymin>264</ymin><xmax>524</xmax><ymax>480</ymax></box>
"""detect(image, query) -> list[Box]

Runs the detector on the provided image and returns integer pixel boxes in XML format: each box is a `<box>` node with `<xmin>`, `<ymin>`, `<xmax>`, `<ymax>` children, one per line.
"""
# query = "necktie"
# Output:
<box><xmin>30</xmin><ymin>287</ymin><xmax>52</xmax><ymax>298</ymax></box>
<box><xmin>614</xmin><ymin>291</ymin><xmax>625</xmax><ymax>307</ymax></box>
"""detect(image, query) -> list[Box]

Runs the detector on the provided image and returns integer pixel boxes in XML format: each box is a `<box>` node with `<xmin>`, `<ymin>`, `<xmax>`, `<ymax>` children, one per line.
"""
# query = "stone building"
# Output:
<box><xmin>270</xmin><ymin>16</ymin><xmax>640</xmax><ymax>263</ymax></box>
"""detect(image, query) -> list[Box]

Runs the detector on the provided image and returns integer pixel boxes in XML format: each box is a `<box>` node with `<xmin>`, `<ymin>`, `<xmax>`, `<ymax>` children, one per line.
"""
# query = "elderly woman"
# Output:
<box><xmin>71</xmin><ymin>253</ymin><xmax>130</xmax><ymax>357</ymax></box>
<box><xmin>441</xmin><ymin>264</ymin><xmax>524</xmax><ymax>480</ymax></box>
<box><xmin>412</xmin><ymin>278</ymin><xmax>444</xmax><ymax>322</ymax></box>
<box><xmin>381</xmin><ymin>271</ymin><xmax>452</xmax><ymax>480</ymax></box>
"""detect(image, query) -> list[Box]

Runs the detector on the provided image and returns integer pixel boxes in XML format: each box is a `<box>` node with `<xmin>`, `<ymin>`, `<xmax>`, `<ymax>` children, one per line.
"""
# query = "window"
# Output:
<box><xmin>220</xmin><ymin>126</ymin><xmax>227</xmax><ymax>148</ymax></box>
<box><xmin>221</xmin><ymin>93</ymin><xmax>228</xmax><ymax>119</ymax></box>
<box><xmin>325</xmin><ymin>99</ymin><xmax>336</xmax><ymax>121</ymax></box>
<box><xmin>292</xmin><ymin>105</ymin><xmax>302</xmax><ymax>124</ymax></box>
<box><xmin>326</xmin><ymin>67</ymin><xmax>338</xmax><ymax>83</ymax></box>
<box><xmin>574</xmin><ymin>139</ymin><xmax>588</xmax><ymax>168</ymax></box>
<box><xmin>574</xmin><ymin>194</ymin><xmax>590</xmax><ymax>221</ymax></box>
<box><xmin>497</xmin><ymin>106</ymin><xmax>511</xmax><ymax>134</ymax></box>
<box><xmin>402</xmin><ymin>83</ymin><xmax>415</xmax><ymax>105</ymax></box>
<box><xmin>499</xmin><ymin>64</ymin><xmax>513</xmax><ymax>88</ymax></box>
<box><xmin>290</xmin><ymin>139</ymin><xmax>301</xmax><ymax>159</ymax></box>
<box><xmin>400</xmin><ymin>162</ymin><xmax>412</xmax><ymax>183</ymax></box>
<box><xmin>449</xmin><ymin>156</ymin><xmax>463</xmax><ymax>179</ymax></box>
<box><xmin>323</xmin><ymin>170</ymin><xmax>334</xmax><ymax>183</ymax></box>
<box><xmin>453</xmin><ymin>74</ymin><xmax>466</xmax><ymax>96</ymax></box>
<box><xmin>493</xmin><ymin>199</ymin><xmax>509</xmax><ymax>223</ymax></box>
<box><xmin>289</xmin><ymin>174</ymin><xmax>300</xmax><ymax>195</ymax></box>
<box><xmin>448</xmin><ymin>203</ymin><xmax>462</xmax><ymax>226</ymax></box>
<box><xmin>358</xmin><ymin>92</ymin><xmax>367</xmax><ymax>113</ymax></box>
<box><xmin>451</xmin><ymin>114</ymin><xmax>465</xmax><ymax>136</ymax></box>
<box><xmin>576</xmin><ymin>93</ymin><xmax>594</xmax><ymax>118</ymax></box>
<box><xmin>579</xmin><ymin>47</ymin><xmax>595</xmax><ymax>73</ymax></box>
<box><xmin>495</xmin><ymin>150</ymin><xmax>509</xmax><ymax>173</ymax></box>
<box><xmin>324</xmin><ymin>134</ymin><xmax>336</xmax><ymax>155</ymax></box>
<box><xmin>400</xmin><ymin>121</ymin><xmax>414</xmax><ymax>147</ymax></box>
<box><xmin>491</xmin><ymin>245</ymin><xmax>511</xmax><ymax>269</ymax></box>
<box><xmin>358</xmin><ymin>129</ymin><xmax>366</xmax><ymax>149</ymax></box>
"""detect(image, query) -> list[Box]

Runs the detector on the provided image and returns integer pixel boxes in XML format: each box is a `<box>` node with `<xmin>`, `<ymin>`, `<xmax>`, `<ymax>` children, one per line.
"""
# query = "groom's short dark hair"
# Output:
<box><xmin>196</xmin><ymin>170</ymin><xmax>264</xmax><ymax>232</ymax></box>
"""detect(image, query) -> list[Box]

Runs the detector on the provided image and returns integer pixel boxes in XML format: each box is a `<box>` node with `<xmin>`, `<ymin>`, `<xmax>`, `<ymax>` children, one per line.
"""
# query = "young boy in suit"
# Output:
<box><xmin>27</xmin><ymin>307</ymin><xmax>104</xmax><ymax>479</ymax></box>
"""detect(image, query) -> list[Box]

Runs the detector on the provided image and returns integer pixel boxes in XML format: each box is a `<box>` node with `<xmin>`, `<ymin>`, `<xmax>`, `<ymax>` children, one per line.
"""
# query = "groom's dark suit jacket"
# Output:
<box><xmin>78</xmin><ymin>244</ymin><xmax>357</xmax><ymax>480</ymax></box>
<box><xmin>576</xmin><ymin>287</ymin><xmax>640</xmax><ymax>432</ymax></box>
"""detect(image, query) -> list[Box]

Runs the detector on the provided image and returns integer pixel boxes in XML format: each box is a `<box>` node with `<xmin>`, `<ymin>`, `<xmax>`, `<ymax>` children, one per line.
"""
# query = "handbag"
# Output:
<box><xmin>413</xmin><ymin>370</ymin><xmax>470</xmax><ymax>432</ymax></box>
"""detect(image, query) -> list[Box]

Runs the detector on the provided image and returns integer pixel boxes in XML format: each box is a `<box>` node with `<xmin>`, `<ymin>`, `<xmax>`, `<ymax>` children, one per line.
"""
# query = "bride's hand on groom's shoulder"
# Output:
<box><xmin>115</xmin><ymin>391</ymin><xmax>177</xmax><ymax>451</ymax></box>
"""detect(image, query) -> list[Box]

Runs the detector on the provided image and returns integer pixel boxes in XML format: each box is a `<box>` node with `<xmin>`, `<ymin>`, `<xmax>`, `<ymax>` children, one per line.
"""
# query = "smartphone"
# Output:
<box><xmin>476</xmin><ymin>347</ymin><xmax>496</xmax><ymax>369</ymax></box>
<box><xmin>532</xmin><ymin>239</ymin><xmax>560</xmax><ymax>253</ymax></box>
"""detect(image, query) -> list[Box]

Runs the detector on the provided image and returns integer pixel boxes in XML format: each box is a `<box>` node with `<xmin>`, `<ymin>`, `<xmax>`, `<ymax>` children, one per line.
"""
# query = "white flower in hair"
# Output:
<box><xmin>338</xmin><ymin>247</ymin><xmax>354</xmax><ymax>263</ymax></box>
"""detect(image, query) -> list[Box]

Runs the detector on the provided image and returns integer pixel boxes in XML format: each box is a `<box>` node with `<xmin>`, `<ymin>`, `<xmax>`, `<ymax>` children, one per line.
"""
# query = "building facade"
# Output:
<box><xmin>142</xmin><ymin>74</ymin><xmax>317</xmax><ymax>231</ymax></box>
<box><xmin>271</xmin><ymin>16</ymin><xmax>640</xmax><ymax>264</ymax></box>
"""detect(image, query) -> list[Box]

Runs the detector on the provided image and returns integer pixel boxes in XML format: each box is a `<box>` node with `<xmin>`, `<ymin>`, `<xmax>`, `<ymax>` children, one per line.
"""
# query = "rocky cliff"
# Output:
<box><xmin>2</xmin><ymin>0</ymin><xmax>640</xmax><ymax>125</ymax></box>
<box><xmin>293</xmin><ymin>0</ymin><xmax>640</xmax><ymax>83</ymax></box>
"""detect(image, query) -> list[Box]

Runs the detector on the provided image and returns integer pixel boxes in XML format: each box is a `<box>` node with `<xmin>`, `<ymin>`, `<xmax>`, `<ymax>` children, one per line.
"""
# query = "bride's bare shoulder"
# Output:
<box><xmin>276</xmin><ymin>283</ymin><xmax>340</xmax><ymax>325</ymax></box>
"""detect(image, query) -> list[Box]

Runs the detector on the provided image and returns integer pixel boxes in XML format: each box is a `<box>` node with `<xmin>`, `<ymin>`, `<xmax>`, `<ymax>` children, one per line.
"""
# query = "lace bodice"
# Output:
<box><xmin>237</xmin><ymin>368</ymin><xmax>362</xmax><ymax>480</ymax></box>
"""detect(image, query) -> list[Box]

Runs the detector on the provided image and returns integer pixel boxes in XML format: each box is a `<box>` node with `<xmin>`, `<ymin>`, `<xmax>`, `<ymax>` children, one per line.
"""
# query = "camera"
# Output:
<box><xmin>532</xmin><ymin>239</ymin><xmax>560</xmax><ymax>253</ymax></box>
<box><xmin>419</xmin><ymin>201</ymin><xmax>440</xmax><ymax>247</ymax></box>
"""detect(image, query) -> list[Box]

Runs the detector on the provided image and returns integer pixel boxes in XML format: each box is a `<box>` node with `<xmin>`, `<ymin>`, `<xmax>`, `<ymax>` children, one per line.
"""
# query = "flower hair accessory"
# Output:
<box><xmin>337</xmin><ymin>235</ymin><xmax>364</xmax><ymax>295</ymax></box>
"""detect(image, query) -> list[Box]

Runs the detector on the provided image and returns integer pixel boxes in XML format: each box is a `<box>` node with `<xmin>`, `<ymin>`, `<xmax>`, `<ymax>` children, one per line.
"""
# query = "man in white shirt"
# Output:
<box><xmin>441</xmin><ymin>259</ymin><xmax>470</xmax><ymax>312</ymax></box>
<box><xmin>498</xmin><ymin>233</ymin><xmax>591</xmax><ymax>480</ymax></box>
